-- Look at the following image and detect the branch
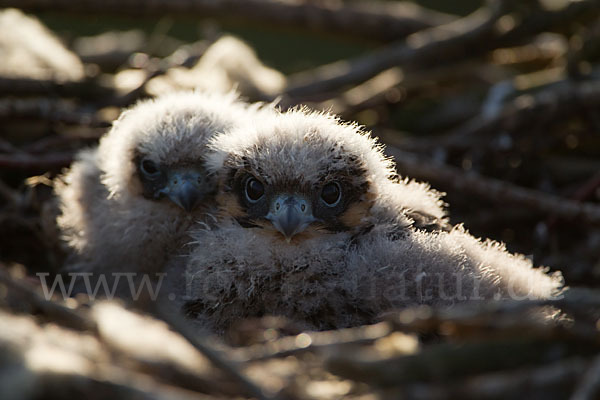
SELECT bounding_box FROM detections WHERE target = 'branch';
[0,151,74,170]
[153,302,275,400]
[0,0,454,43]
[0,98,110,127]
[435,79,600,150]
[571,353,600,400]
[233,322,391,362]
[0,77,116,100]
[0,265,97,332]
[284,5,504,98]
[401,357,587,399]
[284,0,600,99]
[326,336,573,386]
[386,147,600,226]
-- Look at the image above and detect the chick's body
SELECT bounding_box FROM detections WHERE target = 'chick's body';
[167,108,564,334]
[56,91,253,298]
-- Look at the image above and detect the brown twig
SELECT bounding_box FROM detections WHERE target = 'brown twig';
[284,0,600,99]
[233,322,391,362]
[385,298,600,344]
[0,76,116,100]
[326,336,578,386]
[0,98,110,127]
[0,178,19,204]
[0,0,454,43]
[386,147,600,226]
[570,353,600,400]
[23,132,103,154]
[284,4,505,99]
[433,79,600,150]
[0,151,75,170]
[0,265,97,332]
[401,357,587,400]
[153,302,275,400]
[308,68,405,116]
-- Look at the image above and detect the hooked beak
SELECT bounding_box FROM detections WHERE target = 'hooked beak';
[159,170,205,212]
[266,194,316,242]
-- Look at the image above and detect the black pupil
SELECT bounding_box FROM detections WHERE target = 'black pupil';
[246,178,264,201]
[321,183,340,205]
[141,159,158,175]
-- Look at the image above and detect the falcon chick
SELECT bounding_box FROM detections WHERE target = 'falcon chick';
[168,108,564,333]
[56,91,253,298]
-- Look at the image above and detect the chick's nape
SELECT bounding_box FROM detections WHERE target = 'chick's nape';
[55,91,255,302]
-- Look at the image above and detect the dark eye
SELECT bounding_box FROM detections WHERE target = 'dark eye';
[140,158,160,178]
[245,177,264,203]
[321,182,341,206]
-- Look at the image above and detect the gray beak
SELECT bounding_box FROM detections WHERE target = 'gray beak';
[266,194,316,241]
[159,170,205,212]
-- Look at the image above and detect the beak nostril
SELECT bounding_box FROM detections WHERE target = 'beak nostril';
[267,195,315,240]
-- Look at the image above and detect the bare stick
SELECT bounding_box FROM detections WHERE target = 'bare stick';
[0,98,109,127]
[285,0,600,98]
[285,5,504,98]
[233,322,391,362]
[570,353,600,400]
[153,302,275,400]
[0,152,74,170]
[0,266,97,332]
[0,77,115,99]
[437,79,600,150]
[0,0,454,43]
[386,147,600,226]
[402,357,587,400]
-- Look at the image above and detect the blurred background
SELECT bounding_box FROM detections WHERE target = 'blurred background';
[0,0,599,288]
[1,2,600,399]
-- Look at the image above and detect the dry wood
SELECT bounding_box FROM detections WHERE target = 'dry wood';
[0,151,75,170]
[284,0,600,99]
[0,265,97,332]
[0,0,454,43]
[387,147,600,226]
[435,79,600,150]
[153,302,276,400]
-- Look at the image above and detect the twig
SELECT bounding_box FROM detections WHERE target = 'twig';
[23,132,103,154]
[307,68,404,116]
[403,357,587,400]
[0,0,455,43]
[0,178,19,204]
[570,353,600,400]
[0,98,110,127]
[153,301,275,400]
[284,0,600,98]
[0,151,75,170]
[571,171,600,203]
[36,371,205,400]
[386,147,600,226]
[496,0,600,47]
[284,4,505,98]
[233,322,391,362]
[0,265,97,332]
[435,79,600,150]
[326,336,573,386]
[0,76,116,99]
[386,304,598,345]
